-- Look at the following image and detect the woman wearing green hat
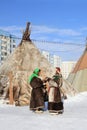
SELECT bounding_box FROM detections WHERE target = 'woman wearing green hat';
[28,68,44,113]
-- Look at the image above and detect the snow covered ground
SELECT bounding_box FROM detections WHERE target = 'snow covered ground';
[0,92,87,130]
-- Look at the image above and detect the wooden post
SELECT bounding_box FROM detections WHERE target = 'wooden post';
[8,71,14,105]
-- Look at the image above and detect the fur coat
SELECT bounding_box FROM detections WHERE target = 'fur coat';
[30,77,44,110]
[48,77,63,112]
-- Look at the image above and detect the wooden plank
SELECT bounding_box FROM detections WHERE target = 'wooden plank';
[8,71,14,105]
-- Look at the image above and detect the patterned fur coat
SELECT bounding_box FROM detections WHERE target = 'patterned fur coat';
[48,75,63,113]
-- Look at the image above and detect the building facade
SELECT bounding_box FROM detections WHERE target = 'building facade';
[52,55,62,68]
[41,50,62,67]
[61,61,76,79]
[0,29,16,65]
[41,51,76,79]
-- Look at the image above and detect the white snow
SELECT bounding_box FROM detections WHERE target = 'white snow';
[0,92,87,130]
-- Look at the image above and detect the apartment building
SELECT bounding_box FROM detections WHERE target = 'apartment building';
[0,29,16,65]
[61,61,76,79]
[41,51,62,67]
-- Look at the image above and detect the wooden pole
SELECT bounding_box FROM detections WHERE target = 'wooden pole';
[8,71,14,105]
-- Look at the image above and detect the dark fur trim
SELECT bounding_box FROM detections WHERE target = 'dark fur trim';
[48,102,63,111]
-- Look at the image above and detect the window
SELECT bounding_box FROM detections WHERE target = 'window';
[13,44,16,48]
[1,57,4,61]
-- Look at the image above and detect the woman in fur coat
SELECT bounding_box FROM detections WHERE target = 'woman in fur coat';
[28,68,44,113]
[47,67,64,115]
